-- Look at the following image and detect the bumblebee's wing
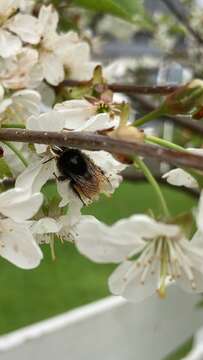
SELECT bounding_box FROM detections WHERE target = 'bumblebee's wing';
[68,159,111,205]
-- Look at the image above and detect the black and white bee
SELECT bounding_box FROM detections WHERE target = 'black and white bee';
[49,146,111,205]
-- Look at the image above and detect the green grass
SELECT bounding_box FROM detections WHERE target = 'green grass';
[0,181,197,335]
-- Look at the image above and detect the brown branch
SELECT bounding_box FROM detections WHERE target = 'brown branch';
[1,128,203,171]
[160,0,203,45]
[61,80,178,95]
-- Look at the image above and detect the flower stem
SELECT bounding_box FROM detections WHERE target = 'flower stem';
[134,156,170,218]
[133,108,164,127]
[145,135,185,151]
[1,123,25,129]
[2,141,28,167]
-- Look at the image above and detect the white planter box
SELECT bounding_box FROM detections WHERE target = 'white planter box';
[0,286,203,360]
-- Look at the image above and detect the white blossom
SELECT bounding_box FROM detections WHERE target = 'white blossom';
[0,1,22,58]
[0,188,43,268]
[6,13,41,45]
[29,5,98,85]
[0,47,43,90]
[31,212,81,244]
[163,148,203,189]
[0,89,41,125]
[73,211,203,302]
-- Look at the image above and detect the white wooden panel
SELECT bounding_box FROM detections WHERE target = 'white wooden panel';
[0,286,202,360]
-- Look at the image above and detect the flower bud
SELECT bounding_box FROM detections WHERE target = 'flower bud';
[162,79,203,115]
[109,125,144,143]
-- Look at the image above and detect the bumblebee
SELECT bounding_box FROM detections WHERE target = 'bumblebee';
[50,146,110,205]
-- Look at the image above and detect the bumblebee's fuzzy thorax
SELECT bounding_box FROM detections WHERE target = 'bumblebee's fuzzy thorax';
[51,146,110,205]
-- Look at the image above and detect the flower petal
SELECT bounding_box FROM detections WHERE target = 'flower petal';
[76,113,119,132]
[38,5,58,39]
[15,160,54,194]
[108,260,159,302]
[177,268,203,293]
[0,189,43,221]
[31,217,62,234]
[191,230,203,248]
[162,168,198,189]
[41,52,64,85]
[74,216,145,263]
[7,14,41,44]
[0,219,43,269]
[110,214,180,240]
[0,29,21,58]
[54,99,96,129]
[57,179,83,214]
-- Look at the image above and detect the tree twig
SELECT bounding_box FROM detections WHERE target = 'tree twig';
[160,0,203,45]
[61,80,178,95]
[1,128,203,171]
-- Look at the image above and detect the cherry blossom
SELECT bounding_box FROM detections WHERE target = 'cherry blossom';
[0,187,43,268]
[163,148,203,189]
[73,212,203,302]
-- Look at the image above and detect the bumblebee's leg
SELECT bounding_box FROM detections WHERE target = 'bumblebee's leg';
[50,146,63,157]
[71,183,88,206]
[42,157,55,164]
[53,172,67,181]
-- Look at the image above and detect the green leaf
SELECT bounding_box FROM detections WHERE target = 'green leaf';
[72,0,145,24]
[163,337,193,360]
[0,158,12,178]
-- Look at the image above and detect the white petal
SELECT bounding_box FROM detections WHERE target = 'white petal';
[0,98,12,114]
[0,219,43,269]
[115,215,180,240]
[0,84,4,101]
[0,0,18,15]
[38,5,58,40]
[57,179,82,210]
[0,189,43,221]
[76,113,119,132]
[73,61,98,81]
[109,260,159,302]
[86,150,125,174]
[75,216,145,263]
[7,14,41,44]
[163,168,198,189]
[37,82,55,108]
[191,230,203,248]
[177,268,203,293]
[54,99,96,129]
[54,32,80,56]
[0,29,21,58]
[31,217,62,234]
[15,160,54,194]
[10,89,41,123]
[41,52,64,85]
[54,99,92,111]
[19,0,35,13]
[27,111,66,153]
